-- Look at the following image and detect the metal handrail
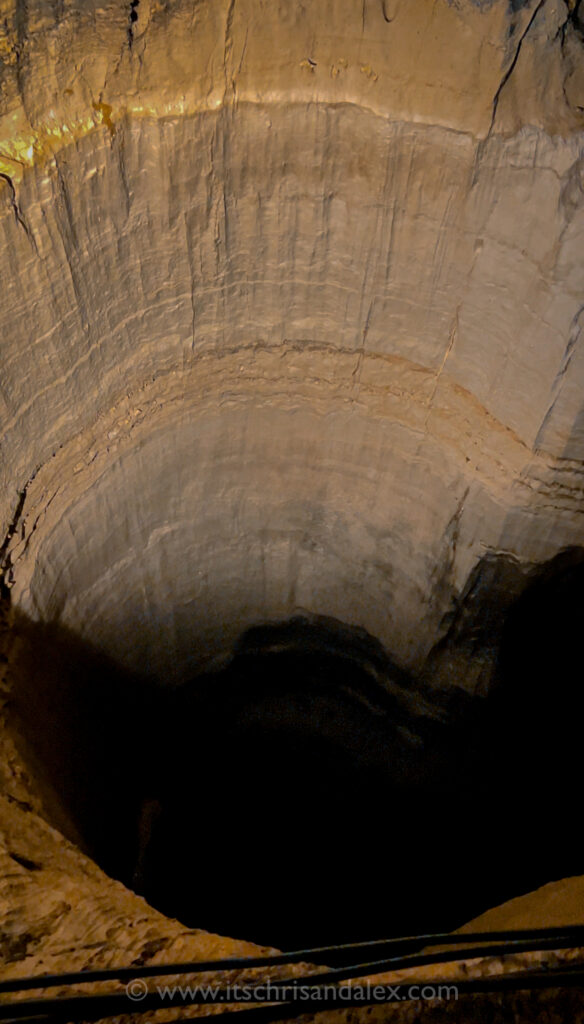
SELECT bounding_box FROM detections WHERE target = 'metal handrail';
[2,922,584,992]
[0,925,583,1023]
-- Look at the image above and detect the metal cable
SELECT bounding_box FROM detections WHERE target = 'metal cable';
[1,929,584,1022]
[1,923,584,993]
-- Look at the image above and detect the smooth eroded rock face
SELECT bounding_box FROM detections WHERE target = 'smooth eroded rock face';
[0,99,583,680]
[0,0,583,985]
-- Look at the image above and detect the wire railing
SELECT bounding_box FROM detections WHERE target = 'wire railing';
[1,923,583,1023]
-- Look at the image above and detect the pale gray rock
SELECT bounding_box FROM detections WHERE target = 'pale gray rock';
[0,101,583,680]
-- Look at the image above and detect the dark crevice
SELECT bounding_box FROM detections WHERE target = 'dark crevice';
[127,0,140,48]
[13,0,30,118]
[0,486,29,598]
[0,172,37,252]
[488,0,546,135]
[9,852,42,871]
[569,0,584,36]
[557,0,584,49]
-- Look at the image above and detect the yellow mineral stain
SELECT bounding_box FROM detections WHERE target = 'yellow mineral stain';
[92,101,116,138]
[360,64,378,82]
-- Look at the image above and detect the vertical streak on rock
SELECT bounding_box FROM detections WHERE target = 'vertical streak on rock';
[425,304,460,429]
[184,210,197,355]
[487,0,547,136]
[534,305,584,452]
[224,0,236,102]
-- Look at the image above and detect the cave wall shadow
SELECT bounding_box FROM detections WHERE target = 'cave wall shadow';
[485,546,584,891]
[6,610,162,883]
[3,548,584,949]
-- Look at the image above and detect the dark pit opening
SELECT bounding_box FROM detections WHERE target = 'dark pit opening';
[134,617,475,949]
[7,550,584,950]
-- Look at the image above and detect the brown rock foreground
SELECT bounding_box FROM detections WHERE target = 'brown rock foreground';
[2,775,584,1023]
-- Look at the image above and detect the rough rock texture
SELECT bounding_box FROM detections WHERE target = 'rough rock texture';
[0,0,583,1014]
[0,0,583,682]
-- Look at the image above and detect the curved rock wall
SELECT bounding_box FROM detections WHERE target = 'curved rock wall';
[1,0,583,679]
[0,0,583,994]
